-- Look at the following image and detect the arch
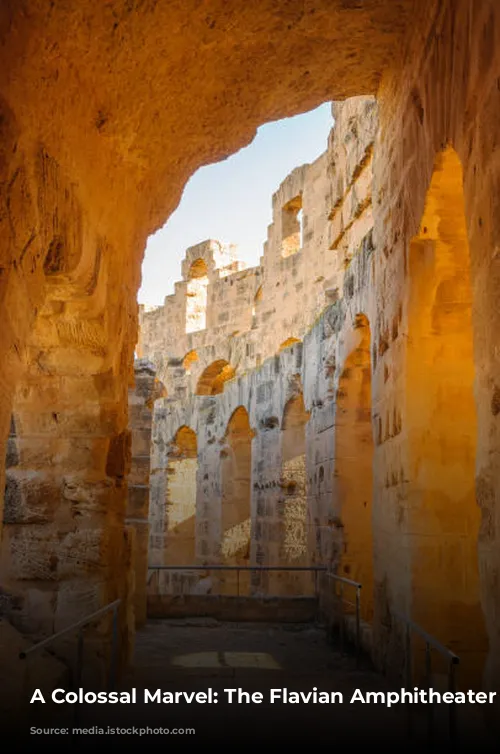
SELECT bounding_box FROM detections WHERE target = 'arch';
[279,337,301,352]
[162,425,198,566]
[187,258,208,279]
[251,285,263,317]
[182,349,199,373]
[196,360,236,396]
[186,259,209,333]
[275,392,312,595]
[333,313,374,622]
[406,146,487,687]
[219,406,253,594]
[282,391,308,433]
[281,194,303,258]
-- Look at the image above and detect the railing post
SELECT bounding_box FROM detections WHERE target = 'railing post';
[391,609,460,746]
[19,594,121,738]
[425,641,433,744]
[236,568,240,598]
[355,586,361,667]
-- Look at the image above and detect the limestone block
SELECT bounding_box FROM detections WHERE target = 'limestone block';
[61,475,118,515]
[129,455,151,486]
[4,470,58,525]
[127,484,149,519]
[131,428,152,457]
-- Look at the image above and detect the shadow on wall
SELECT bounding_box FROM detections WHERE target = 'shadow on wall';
[272,391,313,596]
[164,426,198,565]
[334,313,374,623]
[219,406,254,595]
[196,360,236,395]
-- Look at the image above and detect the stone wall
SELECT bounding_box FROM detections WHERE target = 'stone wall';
[140,98,378,606]
[127,359,165,627]
[368,0,500,696]
[139,11,500,696]
[1,0,500,711]
[138,96,377,396]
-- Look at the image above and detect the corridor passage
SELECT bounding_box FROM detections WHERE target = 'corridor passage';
[20,619,497,748]
[76,620,479,747]
[118,620,406,743]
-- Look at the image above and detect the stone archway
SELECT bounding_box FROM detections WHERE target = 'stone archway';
[219,406,253,595]
[164,426,198,566]
[196,360,236,396]
[279,337,301,352]
[0,0,424,659]
[406,146,488,688]
[276,391,312,596]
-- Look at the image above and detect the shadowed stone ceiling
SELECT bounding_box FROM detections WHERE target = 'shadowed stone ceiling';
[0,0,414,259]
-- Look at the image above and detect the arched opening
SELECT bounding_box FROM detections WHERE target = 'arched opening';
[334,313,374,622]
[182,349,199,373]
[251,285,263,317]
[279,337,301,352]
[406,146,487,688]
[164,426,198,566]
[281,194,303,258]
[276,391,312,595]
[219,407,253,594]
[196,360,236,396]
[186,258,209,333]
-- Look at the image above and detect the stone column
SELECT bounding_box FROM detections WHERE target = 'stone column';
[250,417,282,596]
[127,359,165,627]
[1,363,135,674]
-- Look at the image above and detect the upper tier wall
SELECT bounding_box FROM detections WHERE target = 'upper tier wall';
[138,96,378,397]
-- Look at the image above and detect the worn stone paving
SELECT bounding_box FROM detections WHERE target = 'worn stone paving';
[95,620,399,744]
[14,620,496,748]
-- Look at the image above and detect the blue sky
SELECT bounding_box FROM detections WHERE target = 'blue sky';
[138,103,333,305]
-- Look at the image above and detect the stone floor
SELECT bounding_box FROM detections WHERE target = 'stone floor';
[11,619,498,748]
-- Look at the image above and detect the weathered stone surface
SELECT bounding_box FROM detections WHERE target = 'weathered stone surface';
[141,97,376,603]
[126,362,165,626]
[0,618,69,718]
[0,2,499,725]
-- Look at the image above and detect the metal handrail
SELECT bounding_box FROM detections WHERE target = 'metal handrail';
[148,565,328,571]
[19,599,121,661]
[148,564,327,598]
[392,609,460,744]
[19,598,121,730]
[323,571,362,589]
[322,571,362,663]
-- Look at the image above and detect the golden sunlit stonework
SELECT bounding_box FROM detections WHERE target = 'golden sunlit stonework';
[1,1,500,738]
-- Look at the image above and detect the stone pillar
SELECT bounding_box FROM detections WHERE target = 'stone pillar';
[196,410,223,566]
[0,112,141,677]
[127,359,165,626]
[1,364,135,675]
[250,416,282,596]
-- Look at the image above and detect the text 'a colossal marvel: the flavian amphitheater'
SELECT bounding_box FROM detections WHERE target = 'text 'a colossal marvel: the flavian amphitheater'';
[30,688,498,707]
